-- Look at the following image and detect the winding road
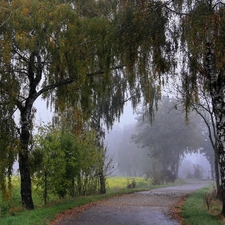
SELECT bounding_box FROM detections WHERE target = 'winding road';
[51,180,210,225]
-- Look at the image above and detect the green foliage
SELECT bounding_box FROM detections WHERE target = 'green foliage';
[30,125,105,203]
[179,1,225,108]
[114,2,169,77]
[0,106,18,201]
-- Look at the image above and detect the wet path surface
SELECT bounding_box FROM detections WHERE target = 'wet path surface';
[52,180,210,225]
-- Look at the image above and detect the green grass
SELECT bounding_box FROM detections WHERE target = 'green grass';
[0,176,150,225]
[0,177,184,225]
[0,188,152,225]
[181,186,225,225]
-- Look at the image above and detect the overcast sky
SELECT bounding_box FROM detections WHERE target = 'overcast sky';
[34,97,137,129]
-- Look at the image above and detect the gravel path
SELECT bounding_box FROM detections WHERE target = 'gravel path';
[51,180,210,225]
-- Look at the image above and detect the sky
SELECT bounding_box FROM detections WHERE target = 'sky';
[113,102,137,128]
[34,97,53,125]
[34,97,137,129]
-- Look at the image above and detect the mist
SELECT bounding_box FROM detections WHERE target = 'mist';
[13,97,213,181]
[105,97,213,182]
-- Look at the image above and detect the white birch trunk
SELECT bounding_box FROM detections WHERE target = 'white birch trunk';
[206,42,225,214]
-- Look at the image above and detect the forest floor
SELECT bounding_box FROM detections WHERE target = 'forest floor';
[51,180,210,225]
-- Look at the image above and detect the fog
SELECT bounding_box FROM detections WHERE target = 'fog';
[105,99,213,181]
[14,98,213,181]
[105,124,212,179]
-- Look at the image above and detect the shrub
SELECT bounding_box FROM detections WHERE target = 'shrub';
[161,169,176,183]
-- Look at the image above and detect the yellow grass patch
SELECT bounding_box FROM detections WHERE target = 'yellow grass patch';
[106,176,150,191]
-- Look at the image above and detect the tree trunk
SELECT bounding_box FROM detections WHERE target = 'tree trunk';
[19,114,34,210]
[18,94,37,210]
[206,42,225,216]
[77,173,82,195]
[174,151,180,179]
[44,171,47,205]
[214,149,221,197]
[70,177,75,197]
[99,170,106,194]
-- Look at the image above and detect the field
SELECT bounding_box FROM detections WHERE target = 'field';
[106,176,151,192]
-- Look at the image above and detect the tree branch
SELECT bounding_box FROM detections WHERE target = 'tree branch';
[0,11,12,28]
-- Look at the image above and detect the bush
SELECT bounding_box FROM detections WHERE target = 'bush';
[193,164,203,179]
[161,169,176,183]
[127,180,136,189]
[146,169,176,185]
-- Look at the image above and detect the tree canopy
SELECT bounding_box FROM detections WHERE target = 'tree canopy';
[0,0,168,209]
[1,0,225,216]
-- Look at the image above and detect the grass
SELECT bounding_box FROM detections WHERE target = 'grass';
[0,177,207,225]
[106,176,151,192]
[0,176,151,225]
[181,184,225,225]
[0,188,151,225]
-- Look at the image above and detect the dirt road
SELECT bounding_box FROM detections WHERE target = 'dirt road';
[52,180,210,225]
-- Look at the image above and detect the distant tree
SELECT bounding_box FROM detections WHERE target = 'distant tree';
[200,141,215,180]
[113,123,150,176]
[193,164,204,179]
[132,97,206,178]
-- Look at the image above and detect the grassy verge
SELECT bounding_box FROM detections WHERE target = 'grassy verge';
[181,185,225,225]
[0,177,183,225]
[0,188,150,225]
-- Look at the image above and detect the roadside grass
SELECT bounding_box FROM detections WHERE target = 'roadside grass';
[181,184,225,225]
[0,176,183,225]
[0,176,150,225]
[0,188,149,225]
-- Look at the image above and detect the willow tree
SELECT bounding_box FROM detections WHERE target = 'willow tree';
[0,100,17,202]
[0,0,168,210]
[0,0,116,209]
